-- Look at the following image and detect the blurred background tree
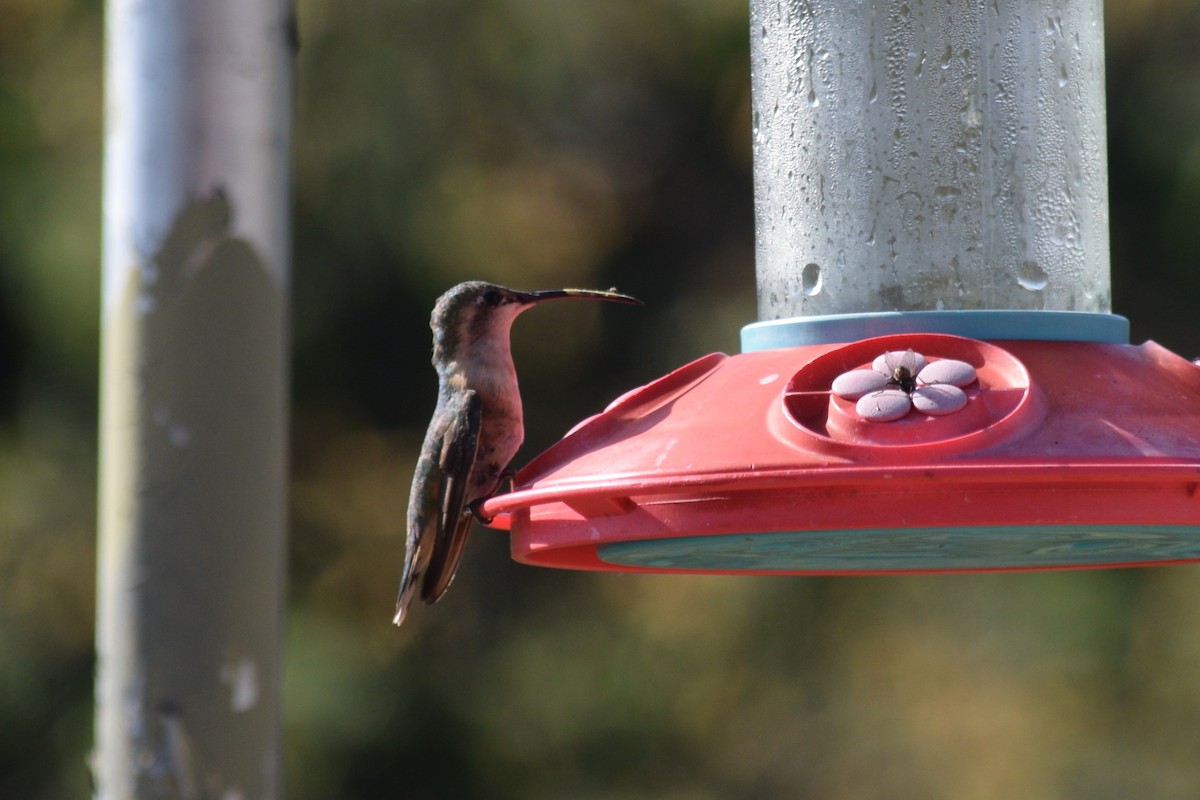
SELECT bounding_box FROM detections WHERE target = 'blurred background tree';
[2,0,1200,797]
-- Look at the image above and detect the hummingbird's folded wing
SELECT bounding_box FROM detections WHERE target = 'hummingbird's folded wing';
[421,388,481,604]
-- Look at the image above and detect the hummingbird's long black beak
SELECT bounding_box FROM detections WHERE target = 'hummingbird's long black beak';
[522,288,642,306]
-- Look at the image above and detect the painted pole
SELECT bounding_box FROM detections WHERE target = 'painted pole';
[751,0,1110,319]
[96,0,293,797]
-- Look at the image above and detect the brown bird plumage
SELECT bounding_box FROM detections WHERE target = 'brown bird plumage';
[394,282,641,626]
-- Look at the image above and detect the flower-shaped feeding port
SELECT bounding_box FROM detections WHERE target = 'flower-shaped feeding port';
[777,333,1039,456]
[831,350,979,422]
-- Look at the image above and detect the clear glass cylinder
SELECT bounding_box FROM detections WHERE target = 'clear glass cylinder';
[751,0,1110,320]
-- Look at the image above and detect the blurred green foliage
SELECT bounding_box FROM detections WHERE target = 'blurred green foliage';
[2,0,1200,797]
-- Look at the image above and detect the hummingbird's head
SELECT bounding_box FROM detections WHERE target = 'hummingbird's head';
[430,281,640,364]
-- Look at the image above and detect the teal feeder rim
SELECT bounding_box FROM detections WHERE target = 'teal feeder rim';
[741,310,1129,351]
[597,526,1200,573]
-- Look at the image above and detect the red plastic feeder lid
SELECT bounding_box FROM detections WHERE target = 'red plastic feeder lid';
[480,316,1200,575]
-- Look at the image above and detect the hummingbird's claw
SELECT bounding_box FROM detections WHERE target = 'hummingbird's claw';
[498,466,516,488]
[467,499,493,525]
[468,468,517,524]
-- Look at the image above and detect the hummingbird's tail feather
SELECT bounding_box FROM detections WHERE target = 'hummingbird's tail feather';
[393,564,420,626]
[421,509,475,604]
[394,513,432,627]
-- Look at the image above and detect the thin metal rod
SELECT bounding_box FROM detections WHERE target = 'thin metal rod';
[751,0,1110,319]
[96,0,293,797]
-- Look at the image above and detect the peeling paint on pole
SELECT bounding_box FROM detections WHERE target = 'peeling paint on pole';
[97,1,292,797]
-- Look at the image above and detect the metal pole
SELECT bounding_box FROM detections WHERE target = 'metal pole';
[96,0,292,797]
[751,0,1110,319]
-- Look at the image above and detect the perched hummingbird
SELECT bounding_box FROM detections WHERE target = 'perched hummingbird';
[394,281,641,626]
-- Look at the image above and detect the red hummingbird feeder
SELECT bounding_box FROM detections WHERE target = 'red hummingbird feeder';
[480,0,1200,574]
[480,317,1200,574]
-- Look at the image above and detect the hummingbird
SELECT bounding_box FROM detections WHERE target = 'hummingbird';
[394,281,641,626]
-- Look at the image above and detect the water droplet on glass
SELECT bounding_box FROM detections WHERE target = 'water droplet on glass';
[801,262,823,296]
[169,425,191,447]
[1017,260,1048,291]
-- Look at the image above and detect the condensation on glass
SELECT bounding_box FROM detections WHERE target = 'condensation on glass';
[751,0,1110,319]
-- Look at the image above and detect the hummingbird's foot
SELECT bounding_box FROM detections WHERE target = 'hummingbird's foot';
[468,468,517,524]
[467,498,495,525]
[497,466,517,491]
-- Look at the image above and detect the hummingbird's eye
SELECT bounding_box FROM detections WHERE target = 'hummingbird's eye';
[482,290,503,307]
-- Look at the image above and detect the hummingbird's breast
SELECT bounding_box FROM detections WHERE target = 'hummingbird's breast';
[475,371,523,458]
[447,344,526,497]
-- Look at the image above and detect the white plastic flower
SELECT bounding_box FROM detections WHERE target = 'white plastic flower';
[831,349,978,422]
